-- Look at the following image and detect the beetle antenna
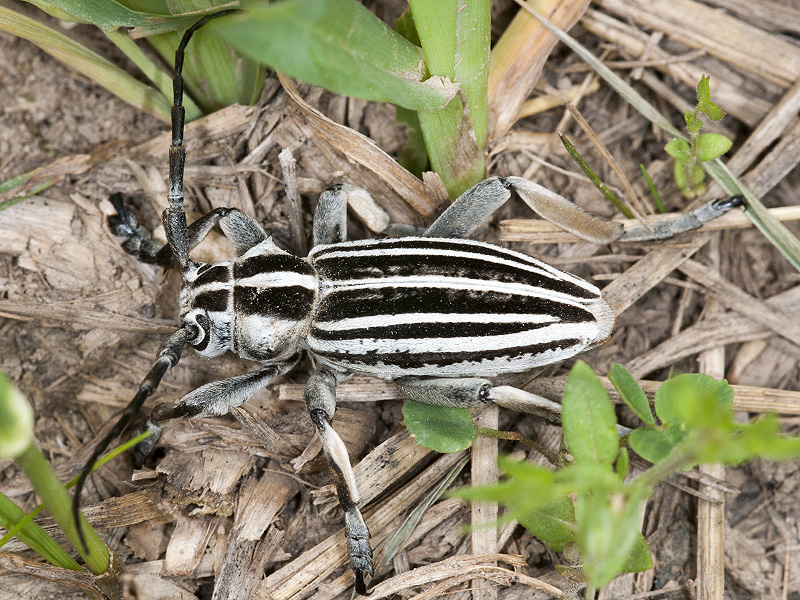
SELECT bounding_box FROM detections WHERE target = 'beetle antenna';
[72,9,235,554]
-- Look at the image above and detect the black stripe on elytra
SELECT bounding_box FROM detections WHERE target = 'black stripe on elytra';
[316,252,595,300]
[235,253,315,280]
[315,286,595,323]
[192,289,231,313]
[194,264,231,287]
[313,338,583,368]
[234,285,315,320]
[311,320,551,341]
[313,238,581,276]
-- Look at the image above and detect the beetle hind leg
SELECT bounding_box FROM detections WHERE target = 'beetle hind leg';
[396,376,563,424]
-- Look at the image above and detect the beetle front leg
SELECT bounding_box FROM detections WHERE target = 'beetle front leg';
[109,193,267,266]
[396,376,563,424]
[132,355,300,465]
[304,370,373,594]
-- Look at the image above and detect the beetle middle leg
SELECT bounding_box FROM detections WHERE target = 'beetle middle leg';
[304,369,373,595]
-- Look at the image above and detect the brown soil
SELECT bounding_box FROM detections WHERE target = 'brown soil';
[1,1,799,599]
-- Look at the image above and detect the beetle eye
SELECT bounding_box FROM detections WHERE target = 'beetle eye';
[188,312,211,347]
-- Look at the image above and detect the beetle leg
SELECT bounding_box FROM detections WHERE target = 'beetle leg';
[304,370,373,595]
[396,376,563,424]
[109,194,267,266]
[423,175,743,243]
[131,355,300,465]
[313,183,391,246]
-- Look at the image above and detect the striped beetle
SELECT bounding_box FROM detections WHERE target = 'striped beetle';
[74,12,742,595]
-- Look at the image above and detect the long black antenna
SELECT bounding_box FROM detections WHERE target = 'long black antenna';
[72,9,236,554]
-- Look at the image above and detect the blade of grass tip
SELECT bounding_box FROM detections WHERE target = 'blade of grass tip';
[104,29,202,120]
[0,492,82,570]
[0,6,171,121]
[375,453,469,573]
[0,431,152,557]
[514,0,800,271]
[640,164,666,214]
[15,443,110,575]
[0,180,56,212]
[559,132,632,218]
[704,160,800,271]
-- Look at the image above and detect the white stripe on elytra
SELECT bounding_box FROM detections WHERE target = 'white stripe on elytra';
[307,321,601,355]
[237,271,318,289]
[313,312,560,331]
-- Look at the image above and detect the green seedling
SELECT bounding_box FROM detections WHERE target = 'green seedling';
[664,76,732,198]
[450,362,800,594]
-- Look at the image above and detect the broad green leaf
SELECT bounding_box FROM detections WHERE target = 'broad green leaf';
[455,456,557,517]
[609,363,655,426]
[517,495,576,551]
[577,486,649,587]
[562,362,618,466]
[673,159,687,189]
[693,415,800,465]
[697,133,732,162]
[619,532,654,573]
[684,110,703,134]
[698,101,725,121]
[402,401,476,453]
[656,374,733,430]
[210,0,458,112]
[0,373,33,459]
[24,0,205,35]
[629,427,682,463]
[664,138,690,163]
[696,75,711,104]
[556,462,622,494]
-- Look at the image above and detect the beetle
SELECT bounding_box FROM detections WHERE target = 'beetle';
[73,11,742,595]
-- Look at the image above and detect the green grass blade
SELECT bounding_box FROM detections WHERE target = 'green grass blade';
[104,29,202,120]
[453,0,490,150]
[23,0,215,34]
[410,0,456,79]
[640,164,665,213]
[411,0,489,197]
[521,3,800,271]
[16,444,110,575]
[0,6,170,121]
[210,0,457,112]
[560,133,632,218]
[0,492,81,570]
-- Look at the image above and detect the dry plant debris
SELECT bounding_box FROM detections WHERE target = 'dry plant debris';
[1,1,800,599]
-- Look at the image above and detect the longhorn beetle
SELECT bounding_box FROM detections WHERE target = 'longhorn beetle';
[73,11,743,594]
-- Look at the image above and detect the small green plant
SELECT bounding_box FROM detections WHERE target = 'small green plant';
[664,76,732,198]
[416,362,800,594]
[0,372,153,597]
